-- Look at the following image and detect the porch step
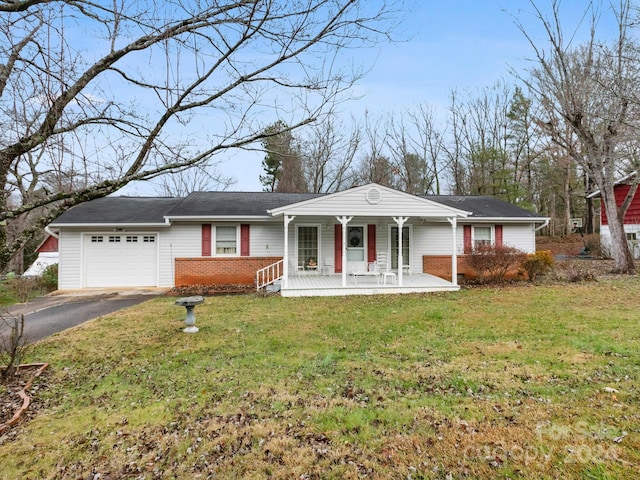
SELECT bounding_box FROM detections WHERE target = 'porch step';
[265,281,281,293]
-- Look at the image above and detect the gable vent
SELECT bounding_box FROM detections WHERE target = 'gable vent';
[366,187,382,204]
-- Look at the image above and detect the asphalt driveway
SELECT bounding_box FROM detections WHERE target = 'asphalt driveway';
[2,289,167,342]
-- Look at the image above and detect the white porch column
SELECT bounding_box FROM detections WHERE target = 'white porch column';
[336,215,353,287]
[283,215,295,289]
[392,216,408,286]
[448,217,458,286]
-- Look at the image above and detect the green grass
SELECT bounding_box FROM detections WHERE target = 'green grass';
[0,283,18,306]
[1,278,639,479]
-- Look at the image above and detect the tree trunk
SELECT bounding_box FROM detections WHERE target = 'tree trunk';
[563,163,571,236]
[584,173,596,234]
[601,186,635,273]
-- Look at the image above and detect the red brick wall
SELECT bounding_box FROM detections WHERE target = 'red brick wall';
[423,255,524,281]
[422,255,474,281]
[174,257,282,286]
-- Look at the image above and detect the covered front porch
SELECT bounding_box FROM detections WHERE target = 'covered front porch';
[263,184,471,297]
[282,271,458,297]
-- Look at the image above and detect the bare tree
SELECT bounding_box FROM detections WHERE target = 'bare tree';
[355,111,395,186]
[386,113,427,194]
[153,161,236,197]
[405,104,449,194]
[447,82,525,201]
[386,105,448,194]
[517,0,639,273]
[299,113,360,193]
[0,0,401,271]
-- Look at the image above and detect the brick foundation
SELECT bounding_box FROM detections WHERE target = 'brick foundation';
[423,255,524,281]
[174,257,282,286]
[422,255,474,281]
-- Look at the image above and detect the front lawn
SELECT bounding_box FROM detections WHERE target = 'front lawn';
[1,278,639,479]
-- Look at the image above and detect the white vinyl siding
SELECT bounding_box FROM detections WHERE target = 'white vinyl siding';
[157,224,201,287]
[418,223,457,255]
[503,224,536,253]
[58,229,83,289]
[250,223,284,257]
[415,223,537,256]
[157,222,285,287]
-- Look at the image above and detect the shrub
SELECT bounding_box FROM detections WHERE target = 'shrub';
[3,275,38,304]
[0,312,29,381]
[582,235,602,257]
[38,263,58,292]
[555,261,598,283]
[521,250,554,282]
[467,244,527,284]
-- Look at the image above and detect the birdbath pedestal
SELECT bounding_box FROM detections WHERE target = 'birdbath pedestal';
[175,295,204,333]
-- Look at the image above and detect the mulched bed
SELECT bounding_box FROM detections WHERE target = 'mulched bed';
[165,284,256,297]
[0,366,50,439]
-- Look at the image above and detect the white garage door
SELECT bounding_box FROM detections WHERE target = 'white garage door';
[83,234,158,287]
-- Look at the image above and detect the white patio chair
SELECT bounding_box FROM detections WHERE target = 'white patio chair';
[290,260,304,275]
[322,257,334,274]
[376,252,396,285]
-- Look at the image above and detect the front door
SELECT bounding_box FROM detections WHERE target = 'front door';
[346,226,366,273]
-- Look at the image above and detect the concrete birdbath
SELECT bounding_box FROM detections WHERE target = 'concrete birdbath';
[175,295,204,333]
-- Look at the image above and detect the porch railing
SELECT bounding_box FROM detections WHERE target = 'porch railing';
[256,259,284,291]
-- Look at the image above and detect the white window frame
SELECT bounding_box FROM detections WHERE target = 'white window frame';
[213,225,240,256]
[295,224,322,269]
[388,224,413,271]
[472,225,494,249]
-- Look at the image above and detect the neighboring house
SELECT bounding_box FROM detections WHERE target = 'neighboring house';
[49,183,548,296]
[587,171,640,259]
[23,234,59,277]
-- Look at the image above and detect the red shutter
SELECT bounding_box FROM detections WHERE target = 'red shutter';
[334,224,343,273]
[367,224,376,263]
[240,224,250,256]
[463,225,472,254]
[202,224,211,256]
[495,225,503,247]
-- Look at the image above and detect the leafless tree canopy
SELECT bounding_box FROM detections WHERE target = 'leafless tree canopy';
[516,0,640,273]
[0,0,400,270]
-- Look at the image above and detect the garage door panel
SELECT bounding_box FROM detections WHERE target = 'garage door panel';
[83,234,158,287]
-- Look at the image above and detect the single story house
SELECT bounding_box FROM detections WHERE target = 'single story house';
[587,171,640,259]
[49,183,549,296]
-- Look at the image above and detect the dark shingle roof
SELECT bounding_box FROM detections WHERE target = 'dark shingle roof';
[423,195,543,218]
[50,191,545,225]
[165,191,323,217]
[51,197,182,225]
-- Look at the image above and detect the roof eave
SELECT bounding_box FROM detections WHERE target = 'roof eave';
[164,215,274,222]
[460,216,550,223]
[49,222,172,228]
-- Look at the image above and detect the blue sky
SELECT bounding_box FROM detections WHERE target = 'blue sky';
[136,0,619,194]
